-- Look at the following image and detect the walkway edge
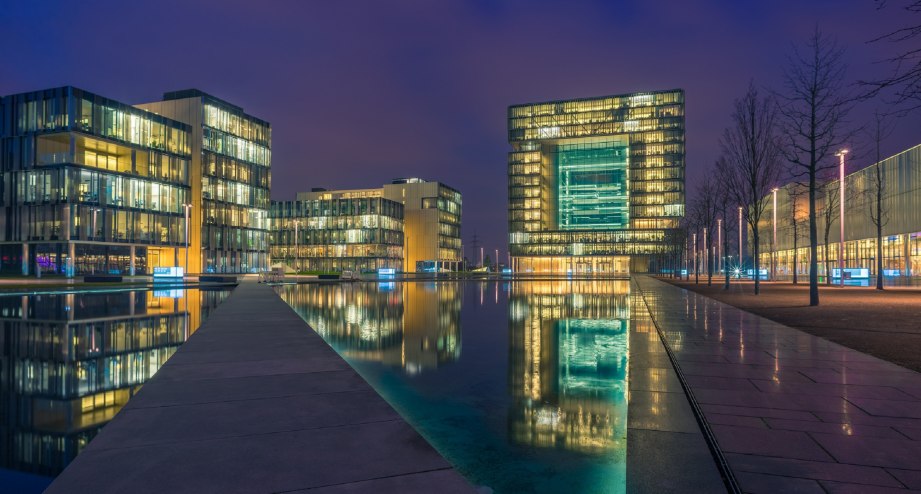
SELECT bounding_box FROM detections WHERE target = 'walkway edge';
[634,276,741,494]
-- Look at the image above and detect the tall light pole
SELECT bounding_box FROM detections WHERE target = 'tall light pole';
[183,203,192,275]
[772,188,778,281]
[837,149,848,287]
[495,248,499,271]
[717,218,722,273]
[692,233,699,278]
[738,206,743,272]
[703,227,708,276]
[480,246,484,268]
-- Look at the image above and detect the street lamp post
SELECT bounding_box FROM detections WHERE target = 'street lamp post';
[837,149,848,287]
[703,227,708,277]
[692,232,698,282]
[772,188,778,281]
[738,206,743,272]
[183,203,192,275]
[717,218,722,273]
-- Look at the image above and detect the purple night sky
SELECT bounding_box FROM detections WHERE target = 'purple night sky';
[3,0,919,257]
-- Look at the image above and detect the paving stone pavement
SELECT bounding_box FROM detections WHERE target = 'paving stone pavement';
[637,275,921,494]
[45,279,475,494]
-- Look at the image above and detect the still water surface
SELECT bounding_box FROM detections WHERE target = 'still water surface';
[0,287,231,492]
[278,280,634,494]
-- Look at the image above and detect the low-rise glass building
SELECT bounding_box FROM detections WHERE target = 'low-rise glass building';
[275,178,462,273]
[507,90,685,275]
[757,143,921,281]
[0,87,193,275]
[269,192,404,272]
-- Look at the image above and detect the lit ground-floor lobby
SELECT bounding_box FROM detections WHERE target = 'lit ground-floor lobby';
[511,255,649,275]
[0,242,194,276]
[758,232,921,282]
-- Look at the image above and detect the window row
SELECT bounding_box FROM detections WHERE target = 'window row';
[202,177,269,209]
[35,134,189,185]
[202,127,271,167]
[11,168,190,214]
[203,203,269,230]
[270,228,403,246]
[203,104,271,146]
[508,92,683,118]
[204,152,270,188]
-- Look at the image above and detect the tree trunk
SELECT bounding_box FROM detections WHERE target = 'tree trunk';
[753,228,761,295]
[723,227,731,290]
[707,240,713,286]
[792,226,799,284]
[809,170,819,306]
[877,180,884,291]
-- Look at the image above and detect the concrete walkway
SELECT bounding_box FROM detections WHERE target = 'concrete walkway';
[47,280,474,493]
[637,276,921,493]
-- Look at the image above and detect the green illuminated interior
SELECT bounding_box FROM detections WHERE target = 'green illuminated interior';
[557,142,629,230]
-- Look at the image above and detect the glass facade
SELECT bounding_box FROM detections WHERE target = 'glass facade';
[508,90,685,274]
[269,196,404,272]
[557,142,629,230]
[0,87,192,275]
[757,143,921,281]
[137,90,271,274]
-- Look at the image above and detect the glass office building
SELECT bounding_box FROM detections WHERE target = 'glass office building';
[284,178,463,273]
[269,192,404,272]
[380,178,462,271]
[137,90,271,274]
[0,87,193,275]
[758,143,921,281]
[507,90,685,275]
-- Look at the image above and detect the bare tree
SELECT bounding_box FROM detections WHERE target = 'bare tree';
[685,206,702,284]
[819,169,841,285]
[866,110,894,289]
[691,181,719,286]
[862,1,921,111]
[718,82,783,295]
[786,183,807,284]
[777,27,853,306]
[714,168,738,290]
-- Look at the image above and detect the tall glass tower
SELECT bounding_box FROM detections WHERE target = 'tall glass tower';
[507,90,685,274]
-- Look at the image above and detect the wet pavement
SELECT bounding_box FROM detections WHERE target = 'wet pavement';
[637,276,921,493]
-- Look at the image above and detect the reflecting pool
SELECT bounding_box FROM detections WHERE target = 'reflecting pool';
[278,280,634,493]
[0,287,231,492]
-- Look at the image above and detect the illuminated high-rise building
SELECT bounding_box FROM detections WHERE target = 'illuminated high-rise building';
[138,90,271,273]
[507,90,685,274]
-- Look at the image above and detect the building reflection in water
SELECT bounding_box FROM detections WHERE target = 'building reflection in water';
[508,279,630,455]
[0,288,229,477]
[278,281,461,374]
